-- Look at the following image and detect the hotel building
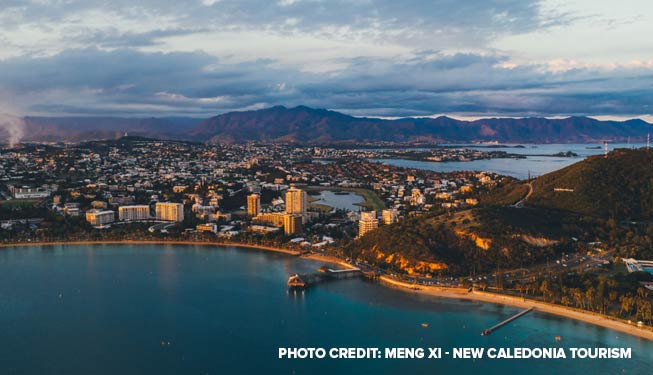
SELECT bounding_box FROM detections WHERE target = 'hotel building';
[254,212,285,227]
[253,212,304,235]
[285,186,307,216]
[247,193,261,216]
[382,209,398,225]
[358,211,379,237]
[155,202,184,222]
[118,205,151,221]
[283,214,303,235]
[86,209,115,226]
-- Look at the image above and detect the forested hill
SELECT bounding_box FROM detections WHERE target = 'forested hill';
[526,148,653,220]
[348,148,653,276]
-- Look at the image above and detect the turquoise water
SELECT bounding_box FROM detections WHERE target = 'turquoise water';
[0,244,651,374]
[376,143,646,179]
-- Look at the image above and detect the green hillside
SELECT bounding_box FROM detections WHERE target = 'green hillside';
[347,207,580,276]
[348,149,653,276]
[526,148,653,220]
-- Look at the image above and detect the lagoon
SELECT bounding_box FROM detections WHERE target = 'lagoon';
[0,244,652,374]
[376,143,646,179]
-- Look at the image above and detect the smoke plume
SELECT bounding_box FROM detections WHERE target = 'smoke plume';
[0,113,25,147]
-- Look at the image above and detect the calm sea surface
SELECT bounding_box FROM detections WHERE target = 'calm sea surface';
[376,143,646,179]
[0,244,651,374]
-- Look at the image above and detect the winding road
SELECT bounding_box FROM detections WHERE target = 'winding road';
[513,182,534,208]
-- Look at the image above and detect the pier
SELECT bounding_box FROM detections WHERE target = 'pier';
[481,307,534,336]
[288,266,362,288]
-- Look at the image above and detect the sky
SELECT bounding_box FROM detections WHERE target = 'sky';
[0,0,652,120]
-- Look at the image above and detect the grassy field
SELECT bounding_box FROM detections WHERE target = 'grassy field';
[0,199,40,207]
[304,186,386,211]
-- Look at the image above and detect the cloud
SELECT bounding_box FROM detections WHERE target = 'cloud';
[0,48,652,118]
[0,0,554,59]
[0,1,652,118]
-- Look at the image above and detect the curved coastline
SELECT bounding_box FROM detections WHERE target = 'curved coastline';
[0,240,301,255]
[378,275,653,341]
[2,240,652,340]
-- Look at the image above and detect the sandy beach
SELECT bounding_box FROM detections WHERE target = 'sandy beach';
[301,252,359,269]
[378,275,653,340]
[2,240,651,340]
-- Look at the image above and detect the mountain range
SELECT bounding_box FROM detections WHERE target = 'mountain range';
[3,105,652,144]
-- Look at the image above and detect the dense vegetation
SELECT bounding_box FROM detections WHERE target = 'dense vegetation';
[502,267,653,324]
[477,177,528,206]
[348,207,575,276]
[527,148,653,220]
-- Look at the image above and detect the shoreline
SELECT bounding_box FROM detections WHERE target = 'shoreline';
[378,275,653,340]
[0,240,301,255]
[2,240,652,340]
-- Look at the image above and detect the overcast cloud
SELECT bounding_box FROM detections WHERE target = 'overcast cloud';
[0,0,651,119]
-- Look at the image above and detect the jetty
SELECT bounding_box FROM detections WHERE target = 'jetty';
[481,307,534,336]
[288,266,363,289]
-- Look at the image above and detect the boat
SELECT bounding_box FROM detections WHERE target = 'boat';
[555,336,562,341]
[421,323,429,328]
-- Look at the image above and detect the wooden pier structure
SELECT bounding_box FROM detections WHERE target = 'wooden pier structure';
[288,266,365,289]
[481,307,534,336]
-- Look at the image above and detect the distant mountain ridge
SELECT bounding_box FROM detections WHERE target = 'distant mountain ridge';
[3,106,652,143]
[14,116,202,142]
[192,106,653,144]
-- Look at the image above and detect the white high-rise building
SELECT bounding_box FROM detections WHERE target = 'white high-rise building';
[285,186,307,216]
[118,205,150,221]
[155,202,184,222]
[86,209,115,226]
[358,210,379,237]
